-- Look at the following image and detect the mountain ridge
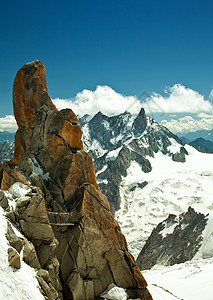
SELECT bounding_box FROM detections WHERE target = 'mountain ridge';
[79,109,188,213]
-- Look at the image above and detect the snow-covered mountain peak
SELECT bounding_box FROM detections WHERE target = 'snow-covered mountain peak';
[79,108,189,213]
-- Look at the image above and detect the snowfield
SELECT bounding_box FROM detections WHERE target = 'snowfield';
[114,143,213,299]
[115,144,213,258]
[144,258,213,300]
[0,201,43,299]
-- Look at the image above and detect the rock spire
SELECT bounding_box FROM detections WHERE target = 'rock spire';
[0,60,152,300]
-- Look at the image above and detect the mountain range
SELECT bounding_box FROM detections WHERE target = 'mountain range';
[0,60,213,299]
[0,131,14,143]
[79,108,188,214]
[189,137,213,153]
[180,128,213,143]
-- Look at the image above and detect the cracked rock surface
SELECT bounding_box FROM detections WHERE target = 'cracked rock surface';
[0,60,152,300]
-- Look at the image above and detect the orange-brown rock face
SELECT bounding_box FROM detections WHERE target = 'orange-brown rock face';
[11,60,57,164]
[0,60,152,300]
[13,60,56,129]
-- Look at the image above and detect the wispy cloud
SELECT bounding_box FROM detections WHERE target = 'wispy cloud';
[161,114,213,133]
[0,115,17,132]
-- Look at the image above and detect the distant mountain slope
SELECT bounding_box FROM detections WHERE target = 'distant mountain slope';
[0,131,15,143]
[189,137,213,153]
[79,108,188,213]
[180,129,213,143]
[115,144,213,258]
[0,141,14,163]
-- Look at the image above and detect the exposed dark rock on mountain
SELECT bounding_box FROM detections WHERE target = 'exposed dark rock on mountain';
[132,108,147,136]
[136,207,208,270]
[172,146,188,162]
[80,110,187,213]
[6,222,23,253]
[0,141,14,164]
[8,247,21,269]
[189,137,213,153]
[180,129,213,143]
[0,60,152,300]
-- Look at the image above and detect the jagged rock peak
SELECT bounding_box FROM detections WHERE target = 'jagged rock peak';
[13,60,56,129]
[0,61,152,300]
[136,207,208,270]
[10,60,82,164]
[132,108,147,136]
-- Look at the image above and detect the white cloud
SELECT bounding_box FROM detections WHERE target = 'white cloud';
[197,112,213,119]
[53,84,213,117]
[143,84,213,114]
[161,114,213,134]
[0,115,17,132]
[53,85,141,116]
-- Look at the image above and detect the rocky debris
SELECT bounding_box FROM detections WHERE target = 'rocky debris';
[0,60,152,300]
[0,163,28,190]
[37,269,59,300]
[0,190,9,209]
[6,222,23,253]
[45,256,62,297]
[136,207,208,270]
[129,181,148,192]
[23,239,41,269]
[15,186,58,267]
[8,247,21,269]
[5,209,16,223]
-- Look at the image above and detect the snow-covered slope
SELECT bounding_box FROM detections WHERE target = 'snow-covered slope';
[115,144,213,258]
[0,205,43,300]
[144,258,213,300]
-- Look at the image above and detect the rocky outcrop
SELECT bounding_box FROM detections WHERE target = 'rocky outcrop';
[0,60,152,300]
[0,190,9,209]
[6,222,23,253]
[132,108,147,136]
[172,146,188,162]
[23,239,41,269]
[136,207,208,270]
[16,186,58,268]
[8,247,21,269]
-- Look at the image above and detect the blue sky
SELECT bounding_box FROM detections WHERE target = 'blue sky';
[1,0,213,133]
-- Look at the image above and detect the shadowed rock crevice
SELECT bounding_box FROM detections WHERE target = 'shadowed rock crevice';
[0,60,152,300]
